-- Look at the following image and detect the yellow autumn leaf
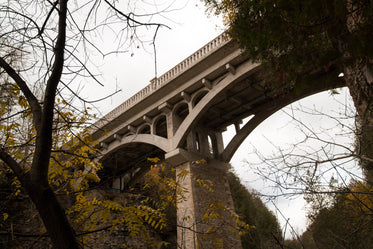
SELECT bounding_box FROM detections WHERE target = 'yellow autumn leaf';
[147,157,160,163]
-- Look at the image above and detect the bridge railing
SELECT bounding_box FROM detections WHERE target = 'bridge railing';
[93,32,230,130]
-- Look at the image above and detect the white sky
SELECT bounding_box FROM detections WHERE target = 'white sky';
[84,0,360,240]
[227,88,360,238]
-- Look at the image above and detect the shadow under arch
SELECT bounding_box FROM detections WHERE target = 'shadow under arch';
[172,101,189,132]
[99,134,171,164]
[153,114,168,138]
[191,89,209,108]
[220,78,346,163]
[98,136,169,190]
[138,124,151,134]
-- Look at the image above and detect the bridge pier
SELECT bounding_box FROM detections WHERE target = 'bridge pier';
[166,149,243,249]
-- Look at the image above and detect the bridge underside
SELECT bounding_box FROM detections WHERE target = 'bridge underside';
[98,143,164,190]
[195,68,266,130]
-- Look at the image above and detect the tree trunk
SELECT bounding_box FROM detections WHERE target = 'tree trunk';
[27,182,81,249]
[344,59,373,183]
[0,148,81,248]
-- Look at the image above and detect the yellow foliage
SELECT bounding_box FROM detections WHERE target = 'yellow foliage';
[147,157,160,163]
[176,169,189,180]
[213,239,224,249]
[0,83,184,247]
[194,176,215,192]
[0,80,175,247]
[196,158,207,164]
[345,181,373,213]
[3,213,8,221]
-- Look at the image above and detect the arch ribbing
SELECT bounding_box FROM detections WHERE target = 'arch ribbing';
[220,74,346,163]
[99,134,170,162]
[172,60,261,149]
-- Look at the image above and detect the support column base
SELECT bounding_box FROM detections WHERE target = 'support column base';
[166,149,243,249]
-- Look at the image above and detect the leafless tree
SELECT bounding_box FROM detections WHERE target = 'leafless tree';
[239,88,373,238]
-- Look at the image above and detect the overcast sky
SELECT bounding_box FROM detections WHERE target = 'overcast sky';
[84,0,360,239]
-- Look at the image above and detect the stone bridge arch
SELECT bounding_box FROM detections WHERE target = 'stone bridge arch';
[99,134,170,164]
[98,138,167,191]
[220,78,345,163]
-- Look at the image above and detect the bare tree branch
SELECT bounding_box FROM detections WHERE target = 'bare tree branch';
[0,148,30,184]
[31,0,67,184]
[0,57,42,128]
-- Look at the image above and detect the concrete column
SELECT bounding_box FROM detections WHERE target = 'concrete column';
[186,130,198,152]
[165,112,174,138]
[176,161,198,249]
[165,148,243,249]
[196,127,210,156]
[213,131,224,156]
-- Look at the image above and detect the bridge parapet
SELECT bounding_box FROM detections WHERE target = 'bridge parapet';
[93,32,230,130]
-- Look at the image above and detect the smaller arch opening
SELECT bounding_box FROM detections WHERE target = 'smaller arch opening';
[154,115,167,138]
[175,103,189,120]
[192,91,208,107]
[173,102,190,132]
[138,124,151,134]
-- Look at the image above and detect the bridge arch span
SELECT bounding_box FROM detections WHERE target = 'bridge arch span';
[221,80,346,163]
[173,101,189,118]
[97,139,167,192]
[99,134,171,164]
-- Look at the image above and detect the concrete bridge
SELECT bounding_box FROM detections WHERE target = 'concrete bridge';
[90,33,345,248]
